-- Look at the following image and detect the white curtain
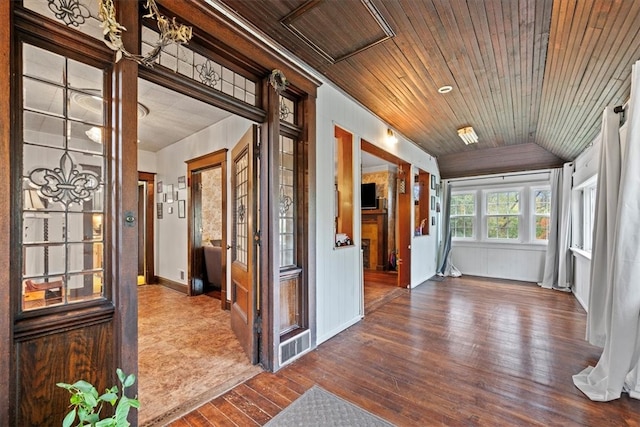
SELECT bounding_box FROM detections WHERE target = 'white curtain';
[436,181,461,277]
[573,60,640,401]
[538,163,573,290]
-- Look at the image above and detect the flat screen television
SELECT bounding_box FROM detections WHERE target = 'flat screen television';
[361,182,377,209]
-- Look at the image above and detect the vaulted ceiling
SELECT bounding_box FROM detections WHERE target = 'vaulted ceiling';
[218,0,640,178]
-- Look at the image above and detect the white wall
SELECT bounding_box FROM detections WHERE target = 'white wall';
[138,149,157,173]
[449,172,550,282]
[153,115,254,291]
[315,84,440,344]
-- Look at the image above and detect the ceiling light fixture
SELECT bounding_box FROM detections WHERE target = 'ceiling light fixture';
[387,128,398,144]
[457,126,478,145]
[438,85,453,94]
[85,126,102,144]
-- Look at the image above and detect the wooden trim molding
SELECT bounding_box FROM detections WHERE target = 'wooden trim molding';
[138,172,156,285]
[0,0,12,421]
[156,277,188,294]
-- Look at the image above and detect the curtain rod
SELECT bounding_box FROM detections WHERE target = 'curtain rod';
[614,99,629,114]
[448,169,552,184]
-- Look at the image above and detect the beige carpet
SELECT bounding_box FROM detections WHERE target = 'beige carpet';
[138,285,262,426]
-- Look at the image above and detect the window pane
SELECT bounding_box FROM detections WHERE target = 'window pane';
[486,191,519,215]
[279,135,296,267]
[487,216,519,239]
[21,42,105,311]
[451,217,473,238]
[536,215,550,240]
[535,190,551,214]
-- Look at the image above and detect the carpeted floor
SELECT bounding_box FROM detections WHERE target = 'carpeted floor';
[265,386,394,427]
[138,285,262,426]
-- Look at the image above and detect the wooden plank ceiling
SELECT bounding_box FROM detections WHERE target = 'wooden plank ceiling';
[218,0,640,178]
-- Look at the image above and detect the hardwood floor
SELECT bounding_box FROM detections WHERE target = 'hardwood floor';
[170,276,640,426]
[364,269,405,314]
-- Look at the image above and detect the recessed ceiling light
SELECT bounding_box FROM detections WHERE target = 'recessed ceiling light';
[438,85,453,94]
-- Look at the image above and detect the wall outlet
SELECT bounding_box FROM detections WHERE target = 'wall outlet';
[179,269,185,280]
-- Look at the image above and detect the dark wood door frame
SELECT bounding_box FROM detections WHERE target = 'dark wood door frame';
[138,172,156,285]
[186,149,228,309]
[360,139,411,288]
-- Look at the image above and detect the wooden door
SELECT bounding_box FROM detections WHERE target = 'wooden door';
[397,162,412,287]
[230,126,259,363]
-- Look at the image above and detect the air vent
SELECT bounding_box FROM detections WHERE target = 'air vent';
[279,329,311,366]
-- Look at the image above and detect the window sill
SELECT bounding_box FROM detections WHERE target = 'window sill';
[452,241,547,251]
[570,247,592,261]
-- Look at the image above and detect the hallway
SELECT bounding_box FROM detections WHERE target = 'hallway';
[138,285,262,426]
[170,275,640,426]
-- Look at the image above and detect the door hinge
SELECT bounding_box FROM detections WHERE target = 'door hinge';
[254,230,261,246]
[253,315,262,335]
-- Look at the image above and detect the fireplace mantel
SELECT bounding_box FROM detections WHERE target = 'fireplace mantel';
[362,209,388,270]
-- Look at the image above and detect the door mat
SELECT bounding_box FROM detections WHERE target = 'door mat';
[265,385,394,426]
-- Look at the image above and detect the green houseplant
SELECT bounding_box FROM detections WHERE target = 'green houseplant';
[57,368,140,427]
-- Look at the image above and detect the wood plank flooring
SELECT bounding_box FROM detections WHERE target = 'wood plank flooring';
[363,269,406,314]
[170,276,640,426]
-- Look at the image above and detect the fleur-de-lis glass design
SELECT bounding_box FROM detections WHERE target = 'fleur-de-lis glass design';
[47,0,91,27]
[28,152,101,207]
[237,202,246,223]
[195,60,221,88]
[279,185,293,215]
[279,97,291,121]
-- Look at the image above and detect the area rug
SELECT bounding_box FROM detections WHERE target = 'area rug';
[265,385,394,426]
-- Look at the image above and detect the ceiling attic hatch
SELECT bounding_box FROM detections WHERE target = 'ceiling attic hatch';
[281,0,395,64]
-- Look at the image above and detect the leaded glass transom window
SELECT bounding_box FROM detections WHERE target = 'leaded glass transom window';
[141,27,257,106]
[279,135,296,267]
[23,0,104,41]
[279,96,295,124]
[21,43,105,311]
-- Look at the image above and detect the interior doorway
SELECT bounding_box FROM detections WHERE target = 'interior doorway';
[137,172,155,286]
[186,149,227,308]
[136,78,262,423]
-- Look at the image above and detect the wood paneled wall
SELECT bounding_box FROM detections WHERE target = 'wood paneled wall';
[16,322,114,425]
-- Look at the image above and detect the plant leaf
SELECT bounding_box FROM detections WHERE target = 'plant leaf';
[123,374,135,388]
[95,418,117,427]
[62,409,76,427]
[116,368,125,383]
[127,398,140,409]
[114,395,131,426]
[73,380,95,393]
[57,382,73,390]
[100,392,118,405]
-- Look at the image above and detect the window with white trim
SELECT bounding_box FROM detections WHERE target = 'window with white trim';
[582,182,597,252]
[533,188,551,241]
[486,190,520,240]
[450,193,475,238]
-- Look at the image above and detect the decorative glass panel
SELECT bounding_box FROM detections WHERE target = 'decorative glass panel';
[23,0,104,41]
[21,42,105,311]
[233,149,249,266]
[279,96,295,124]
[142,27,258,106]
[279,135,296,267]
